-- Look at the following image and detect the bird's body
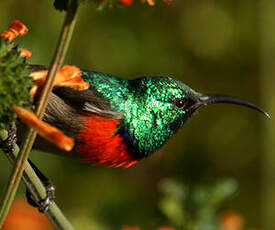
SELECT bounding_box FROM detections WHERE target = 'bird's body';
[41,70,196,167]
[29,67,268,167]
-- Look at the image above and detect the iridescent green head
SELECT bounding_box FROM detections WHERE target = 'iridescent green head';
[121,77,197,158]
[121,76,269,158]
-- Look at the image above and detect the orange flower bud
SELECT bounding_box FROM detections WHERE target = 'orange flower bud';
[20,49,32,59]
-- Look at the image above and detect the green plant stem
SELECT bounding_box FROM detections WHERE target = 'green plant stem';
[0,1,79,228]
[0,133,73,230]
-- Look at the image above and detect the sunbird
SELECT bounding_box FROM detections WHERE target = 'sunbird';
[28,66,269,168]
[15,65,268,211]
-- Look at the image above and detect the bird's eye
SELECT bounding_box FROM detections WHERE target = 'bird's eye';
[175,99,186,109]
[175,98,195,109]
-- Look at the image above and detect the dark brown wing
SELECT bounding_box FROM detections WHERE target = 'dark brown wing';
[27,64,48,72]
[45,87,123,138]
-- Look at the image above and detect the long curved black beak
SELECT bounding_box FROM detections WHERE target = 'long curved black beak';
[194,94,270,118]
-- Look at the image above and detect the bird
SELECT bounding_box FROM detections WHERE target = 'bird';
[13,65,269,212]
[26,65,269,168]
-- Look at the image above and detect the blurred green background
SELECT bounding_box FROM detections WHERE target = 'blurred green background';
[0,0,274,229]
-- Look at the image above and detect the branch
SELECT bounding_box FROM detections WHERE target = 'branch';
[0,129,73,230]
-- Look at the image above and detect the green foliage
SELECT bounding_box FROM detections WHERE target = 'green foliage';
[159,178,238,229]
[0,38,32,130]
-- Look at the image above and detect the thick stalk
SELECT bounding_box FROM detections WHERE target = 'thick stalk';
[0,1,79,228]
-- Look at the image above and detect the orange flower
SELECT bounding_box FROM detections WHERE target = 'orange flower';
[157,227,175,230]
[1,20,32,58]
[3,198,53,230]
[120,226,140,230]
[0,20,28,42]
[29,65,89,97]
[141,0,155,6]
[220,211,244,230]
